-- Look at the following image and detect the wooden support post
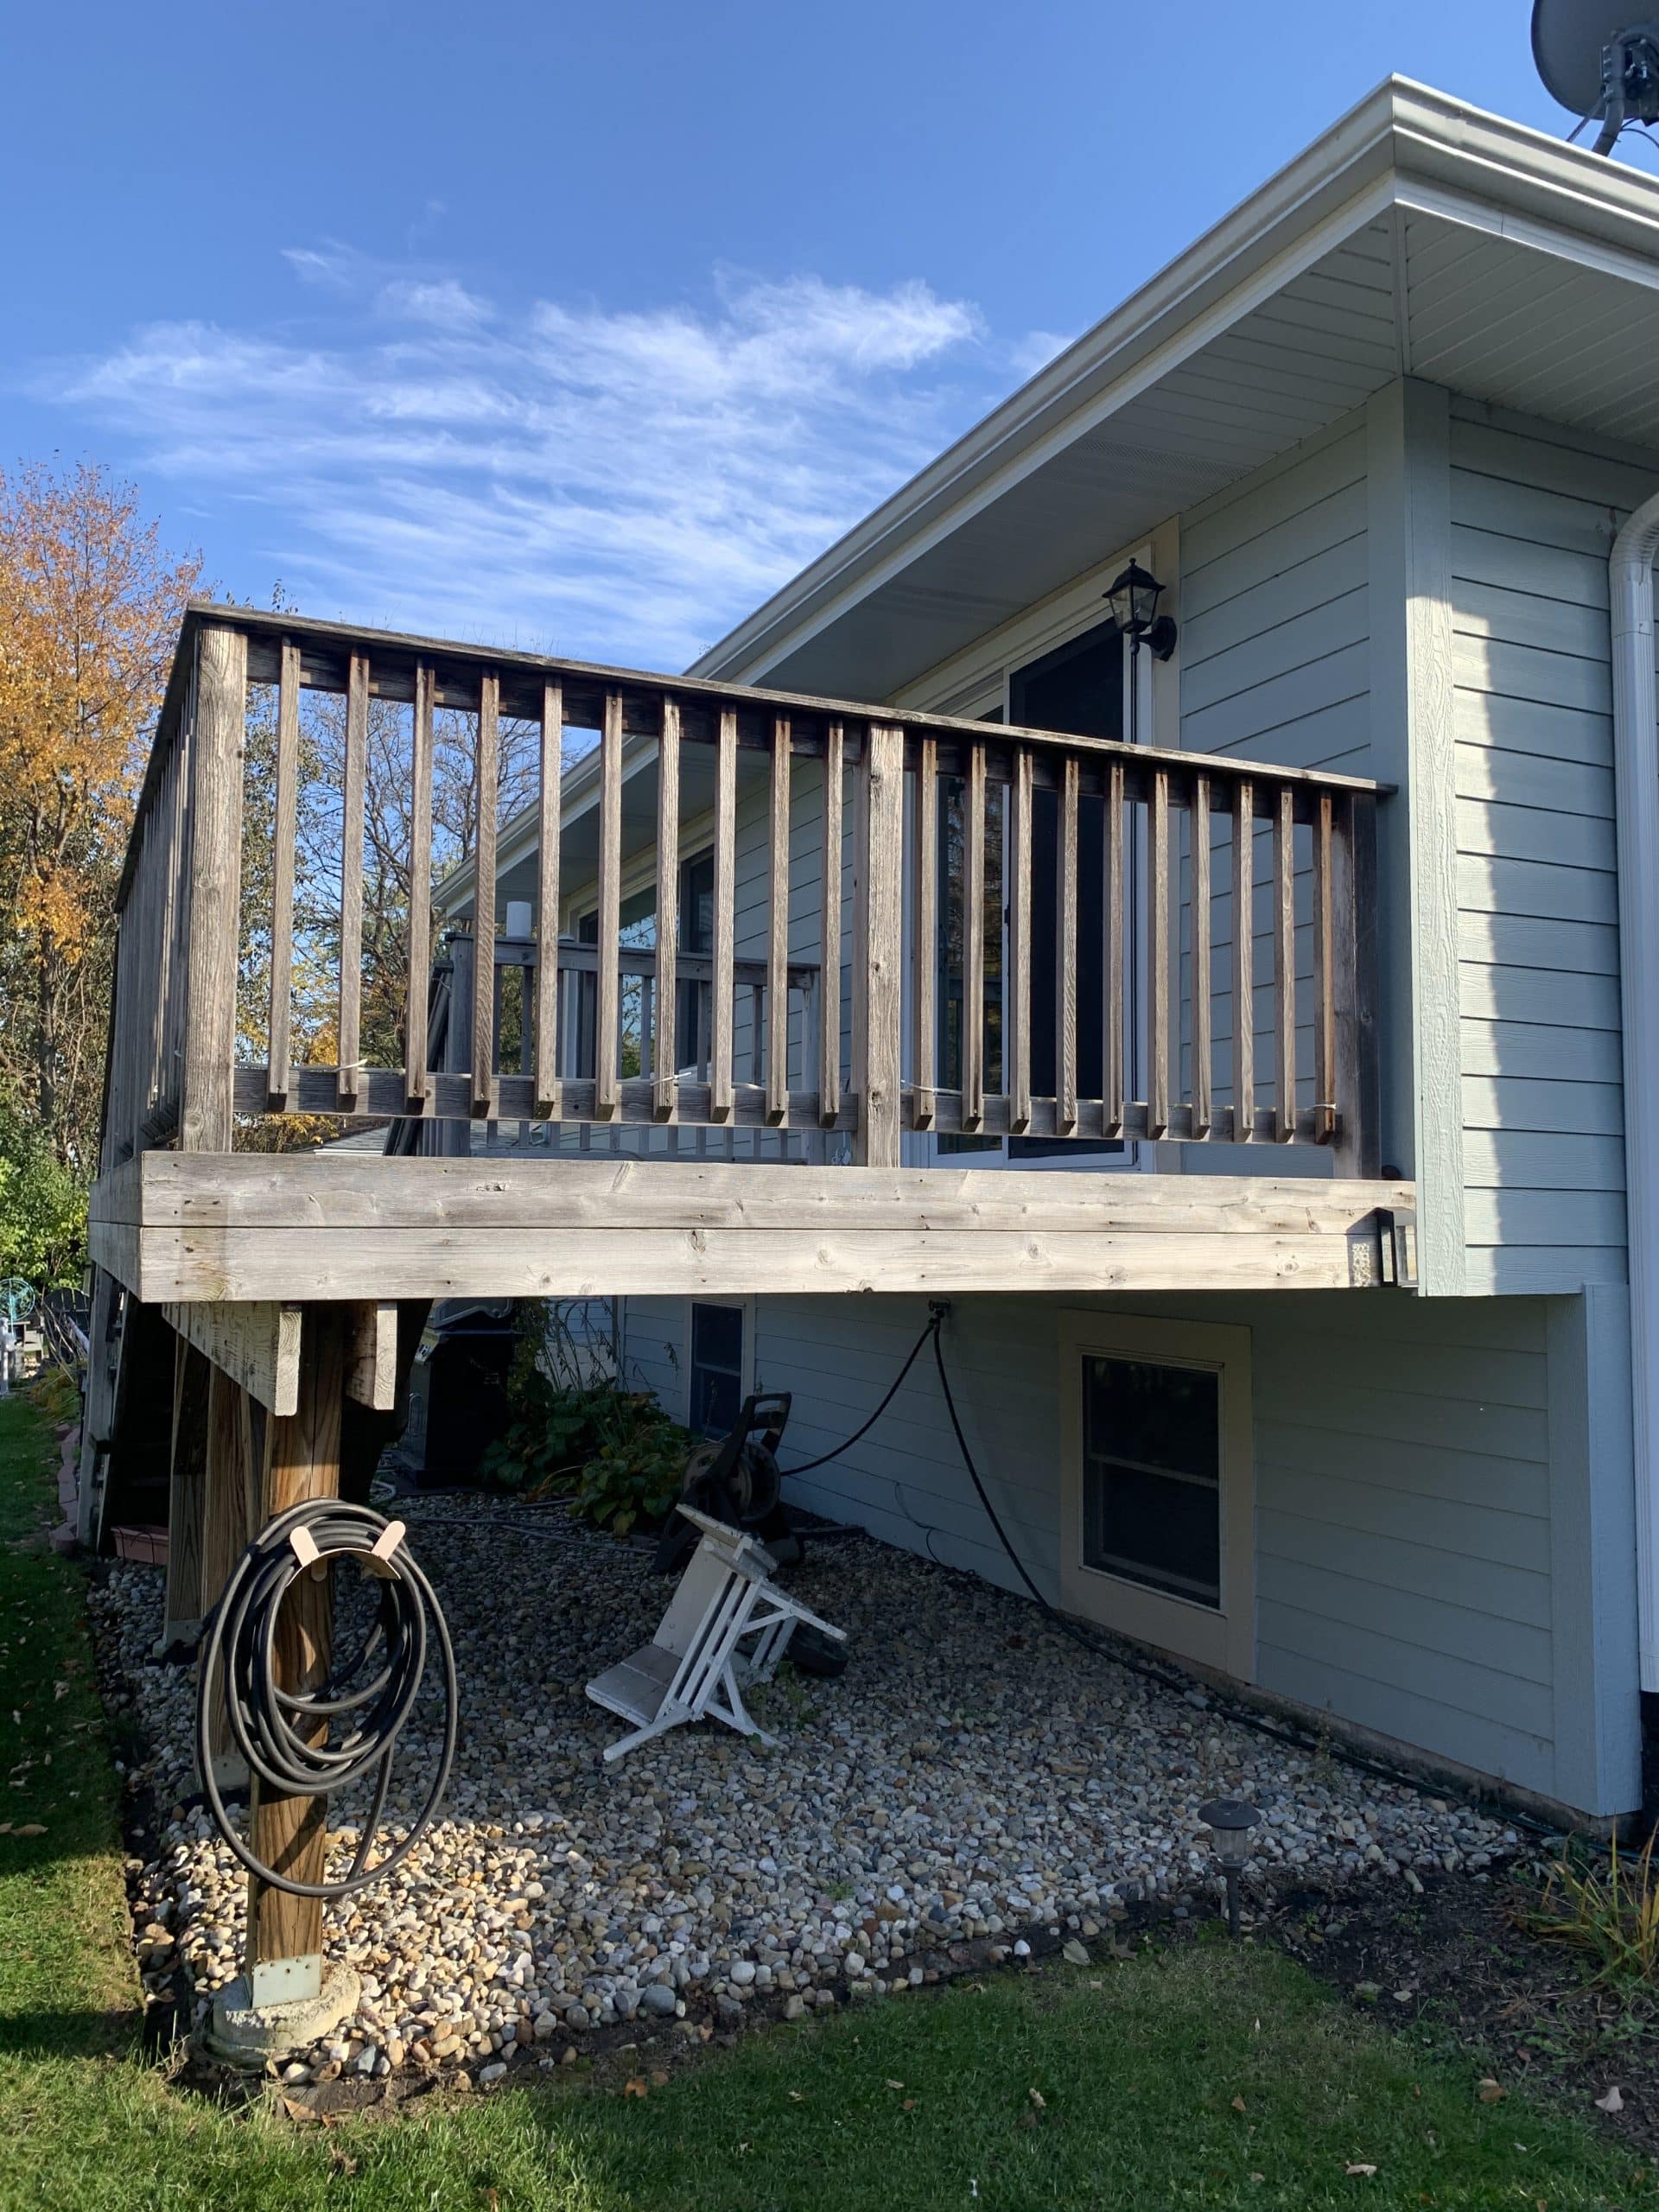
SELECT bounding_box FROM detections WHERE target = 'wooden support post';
[1007,745,1033,1135]
[535,681,563,1120]
[200,1368,264,1786]
[472,675,500,1119]
[245,1308,346,2002]
[853,724,905,1166]
[653,700,680,1122]
[180,625,246,1155]
[162,1333,211,1648]
[338,655,368,1110]
[404,663,435,1110]
[818,722,844,1128]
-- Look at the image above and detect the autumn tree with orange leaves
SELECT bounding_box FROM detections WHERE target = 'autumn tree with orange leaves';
[0,461,201,1170]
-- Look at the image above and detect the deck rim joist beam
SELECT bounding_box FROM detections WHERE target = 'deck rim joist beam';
[92,1153,1414,1306]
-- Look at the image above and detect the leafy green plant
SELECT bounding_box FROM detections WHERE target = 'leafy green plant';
[1518,1828,1659,1986]
[475,1299,695,1536]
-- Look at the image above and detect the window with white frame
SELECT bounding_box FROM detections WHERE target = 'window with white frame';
[1058,1310,1253,1679]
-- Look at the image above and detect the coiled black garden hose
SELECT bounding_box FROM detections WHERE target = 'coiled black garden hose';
[196,1498,459,1898]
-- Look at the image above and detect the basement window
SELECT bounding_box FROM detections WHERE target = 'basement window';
[1081,1355,1220,1606]
[688,1301,746,1437]
[1058,1309,1254,1681]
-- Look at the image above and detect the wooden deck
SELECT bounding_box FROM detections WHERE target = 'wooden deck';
[79,601,1408,2012]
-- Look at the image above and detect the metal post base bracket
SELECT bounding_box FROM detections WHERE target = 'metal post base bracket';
[201,1961,360,2069]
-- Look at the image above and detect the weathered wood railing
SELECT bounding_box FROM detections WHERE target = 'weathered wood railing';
[106,604,1382,1177]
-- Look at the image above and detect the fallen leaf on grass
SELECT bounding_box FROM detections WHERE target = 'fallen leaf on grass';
[1595,2085,1624,2114]
[623,2079,648,2099]
[1344,2163,1378,2177]
[328,2152,358,2177]
[1028,2088,1046,2110]
[14,1824,44,1838]
[1477,2079,1507,2104]
[649,2069,669,2088]
[787,2089,803,2101]
[1231,2096,1248,2113]
[887,2079,905,2090]
[902,2099,915,2112]
[281,2098,318,2124]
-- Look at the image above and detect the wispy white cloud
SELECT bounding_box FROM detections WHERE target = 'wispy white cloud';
[42,250,1026,669]
[1009,327,1078,379]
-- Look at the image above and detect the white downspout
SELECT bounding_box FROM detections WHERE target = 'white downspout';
[1609,493,1659,1692]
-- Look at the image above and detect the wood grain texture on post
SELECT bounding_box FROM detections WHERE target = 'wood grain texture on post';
[180,625,247,1154]
[245,1307,346,1970]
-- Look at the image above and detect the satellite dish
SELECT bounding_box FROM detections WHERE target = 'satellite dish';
[1532,0,1659,149]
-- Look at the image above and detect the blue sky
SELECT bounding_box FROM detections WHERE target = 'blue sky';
[5,2,1606,670]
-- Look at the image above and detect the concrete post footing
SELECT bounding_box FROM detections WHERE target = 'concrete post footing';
[202,1962,360,2069]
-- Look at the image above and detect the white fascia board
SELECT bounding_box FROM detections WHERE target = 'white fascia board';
[695,76,1659,690]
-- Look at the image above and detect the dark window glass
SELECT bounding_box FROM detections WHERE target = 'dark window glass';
[676,851,715,1069]
[1081,1355,1221,1607]
[690,1302,744,1437]
[1007,620,1128,1160]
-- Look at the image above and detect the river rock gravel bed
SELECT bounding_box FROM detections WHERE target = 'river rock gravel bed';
[87,1497,1516,2084]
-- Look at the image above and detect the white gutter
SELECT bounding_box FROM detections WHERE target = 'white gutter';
[1609,493,1659,1692]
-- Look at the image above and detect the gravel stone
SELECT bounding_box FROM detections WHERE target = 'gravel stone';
[87,1503,1517,2071]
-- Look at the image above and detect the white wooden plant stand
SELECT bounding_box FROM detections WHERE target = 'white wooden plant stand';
[586,1505,846,1763]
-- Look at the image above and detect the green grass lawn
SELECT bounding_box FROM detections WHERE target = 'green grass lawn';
[1,1389,1651,2212]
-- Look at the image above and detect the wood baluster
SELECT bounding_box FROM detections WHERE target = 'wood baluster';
[1103,755,1125,1137]
[1007,745,1033,1135]
[1310,787,1335,1143]
[653,699,679,1122]
[471,673,499,1119]
[1272,782,1296,1142]
[819,721,844,1128]
[337,652,368,1109]
[911,734,938,1131]
[1231,779,1255,1141]
[962,738,986,1133]
[535,681,563,1120]
[767,715,791,1123]
[711,708,737,1123]
[1056,753,1078,1135]
[1192,772,1212,1140]
[751,982,766,1086]
[1147,767,1171,1141]
[267,640,300,1110]
[594,689,622,1121]
[853,723,905,1166]
[404,662,435,1113]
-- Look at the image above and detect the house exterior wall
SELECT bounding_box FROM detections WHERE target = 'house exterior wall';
[616,1281,1641,1818]
[544,378,1652,1815]
[1446,397,1652,1296]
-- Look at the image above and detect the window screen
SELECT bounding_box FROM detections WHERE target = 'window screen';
[689,1302,744,1437]
[1080,1354,1221,1606]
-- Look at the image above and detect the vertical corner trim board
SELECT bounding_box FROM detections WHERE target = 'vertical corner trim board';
[1368,378,1465,1295]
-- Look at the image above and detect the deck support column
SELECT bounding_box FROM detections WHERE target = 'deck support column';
[162,1332,211,1649]
[245,1306,346,2004]
[199,1370,264,1789]
[208,1306,359,2063]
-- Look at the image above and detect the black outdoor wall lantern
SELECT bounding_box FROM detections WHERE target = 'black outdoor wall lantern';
[1103,558,1179,662]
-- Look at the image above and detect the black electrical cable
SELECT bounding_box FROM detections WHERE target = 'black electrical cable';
[197,1498,459,1899]
[780,1313,942,1477]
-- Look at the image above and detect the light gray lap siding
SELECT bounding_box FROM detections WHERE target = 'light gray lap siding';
[1447,401,1656,1294]
[618,1283,1634,1813]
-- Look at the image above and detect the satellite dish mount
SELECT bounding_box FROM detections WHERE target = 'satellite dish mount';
[1532,3,1659,153]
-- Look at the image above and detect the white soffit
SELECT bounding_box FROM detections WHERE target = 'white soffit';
[702,79,1659,703]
